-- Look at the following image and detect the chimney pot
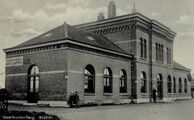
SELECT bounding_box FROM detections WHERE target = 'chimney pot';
[108,1,116,18]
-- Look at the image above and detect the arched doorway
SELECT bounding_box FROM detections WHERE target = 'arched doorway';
[27,65,39,103]
[140,72,147,93]
[157,73,163,100]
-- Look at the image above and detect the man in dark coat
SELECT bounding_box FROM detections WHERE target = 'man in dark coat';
[74,91,80,108]
[68,92,75,108]
[153,89,157,103]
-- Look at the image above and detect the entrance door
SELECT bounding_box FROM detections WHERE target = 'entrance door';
[27,65,39,103]
[157,74,163,100]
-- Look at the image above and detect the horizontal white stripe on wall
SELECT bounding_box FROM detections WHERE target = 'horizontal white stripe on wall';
[40,70,65,74]
[6,70,65,77]
[6,73,27,77]
[68,70,82,74]
[96,73,103,76]
[113,75,119,78]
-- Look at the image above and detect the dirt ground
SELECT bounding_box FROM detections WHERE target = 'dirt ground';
[8,99,194,120]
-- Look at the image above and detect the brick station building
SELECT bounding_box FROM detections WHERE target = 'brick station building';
[4,2,192,106]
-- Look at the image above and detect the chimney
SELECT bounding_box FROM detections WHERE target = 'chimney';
[97,12,105,21]
[108,1,116,18]
[132,3,137,13]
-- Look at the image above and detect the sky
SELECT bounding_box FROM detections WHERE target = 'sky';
[0,0,194,87]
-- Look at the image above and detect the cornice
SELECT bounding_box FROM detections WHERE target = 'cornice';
[75,12,176,40]
[4,39,133,60]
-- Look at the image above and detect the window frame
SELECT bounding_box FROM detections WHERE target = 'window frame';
[140,72,147,93]
[167,76,172,93]
[179,78,182,93]
[103,67,113,93]
[84,65,95,94]
[119,70,127,93]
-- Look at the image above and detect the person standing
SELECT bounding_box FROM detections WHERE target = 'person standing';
[74,91,80,108]
[68,92,75,108]
[153,88,157,103]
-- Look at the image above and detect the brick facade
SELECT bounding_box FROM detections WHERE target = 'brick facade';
[4,7,192,106]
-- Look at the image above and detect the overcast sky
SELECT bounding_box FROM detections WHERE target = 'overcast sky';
[0,0,194,87]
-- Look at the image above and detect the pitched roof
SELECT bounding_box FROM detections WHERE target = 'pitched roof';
[173,61,190,71]
[5,23,127,54]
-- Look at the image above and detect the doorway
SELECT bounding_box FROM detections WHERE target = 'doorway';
[27,65,39,103]
[157,73,163,100]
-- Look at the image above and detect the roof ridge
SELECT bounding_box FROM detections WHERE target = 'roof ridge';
[173,61,190,71]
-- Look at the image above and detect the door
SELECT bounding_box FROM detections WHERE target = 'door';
[27,65,39,103]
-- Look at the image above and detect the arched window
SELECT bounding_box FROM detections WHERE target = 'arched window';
[140,72,146,93]
[157,73,163,99]
[184,79,187,93]
[29,65,39,93]
[140,38,143,57]
[173,77,176,93]
[84,65,95,93]
[179,78,182,93]
[120,70,127,93]
[167,76,172,93]
[103,67,112,93]
[159,44,161,61]
[161,45,163,61]
[156,43,158,60]
[144,39,147,58]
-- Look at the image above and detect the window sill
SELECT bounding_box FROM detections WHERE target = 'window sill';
[103,93,113,96]
[84,93,95,96]
[140,93,147,94]
[119,93,129,96]
[139,57,147,61]
[155,60,164,64]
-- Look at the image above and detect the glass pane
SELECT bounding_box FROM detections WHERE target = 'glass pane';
[35,66,39,74]
[35,77,39,92]
[84,76,88,89]
[107,78,110,86]
[122,79,125,87]
[30,66,39,75]
[103,78,106,86]
[84,69,91,75]
[31,67,35,75]
[120,71,124,77]
[30,77,34,92]
[120,79,122,87]
[104,68,109,75]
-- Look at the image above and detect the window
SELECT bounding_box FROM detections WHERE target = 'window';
[157,73,163,99]
[161,45,163,61]
[179,78,182,93]
[29,65,39,93]
[120,70,127,93]
[159,44,161,61]
[167,76,172,93]
[173,77,176,93]
[103,67,112,93]
[140,38,143,58]
[155,43,164,62]
[156,43,158,60]
[84,65,95,93]
[167,48,171,64]
[144,39,147,58]
[140,72,147,93]
[184,79,187,93]
[140,38,147,58]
